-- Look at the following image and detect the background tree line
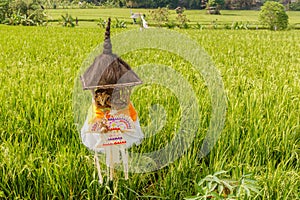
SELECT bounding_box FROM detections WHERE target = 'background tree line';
[1,0,299,11]
[85,0,299,10]
[0,0,299,25]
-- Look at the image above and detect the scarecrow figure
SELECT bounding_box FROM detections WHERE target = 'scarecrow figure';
[130,10,149,29]
[80,18,143,183]
[130,10,140,24]
[140,14,148,29]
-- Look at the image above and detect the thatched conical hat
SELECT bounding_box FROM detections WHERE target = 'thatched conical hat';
[81,18,142,90]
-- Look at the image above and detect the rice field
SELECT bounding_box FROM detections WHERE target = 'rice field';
[45,8,300,28]
[0,12,299,199]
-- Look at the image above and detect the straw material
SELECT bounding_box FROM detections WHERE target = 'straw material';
[81,18,142,90]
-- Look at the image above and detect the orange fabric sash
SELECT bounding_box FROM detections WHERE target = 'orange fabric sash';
[93,102,137,121]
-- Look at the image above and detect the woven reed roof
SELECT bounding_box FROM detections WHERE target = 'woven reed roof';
[81,18,142,90]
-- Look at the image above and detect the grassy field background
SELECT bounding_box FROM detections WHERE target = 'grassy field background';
[0,8,300,199]
[46,8,300,28]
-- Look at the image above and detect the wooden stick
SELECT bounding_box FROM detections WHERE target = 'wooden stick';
[94,151,103,184]
[121,146,128,180]
[110,147,114,181]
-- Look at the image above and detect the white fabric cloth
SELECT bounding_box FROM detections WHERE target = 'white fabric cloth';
[141,15,148,28]
[81,117,144,153]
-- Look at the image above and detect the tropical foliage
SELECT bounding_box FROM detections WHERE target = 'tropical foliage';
[0,0,47,25]
[259,1,289,30]
[1,0,295,10]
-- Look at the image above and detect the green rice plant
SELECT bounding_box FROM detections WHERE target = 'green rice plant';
[97,17,106,28]
[0,25,299,199]
[112,17,126,28]
[61,13,75,27]
[176,13,189,29]
[194,22,205,30]
[165,20,176,29]
[231,21,249,30]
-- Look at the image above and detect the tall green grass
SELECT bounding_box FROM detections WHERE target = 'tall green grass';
[0,25,299,199]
